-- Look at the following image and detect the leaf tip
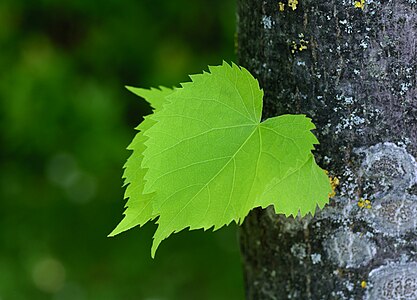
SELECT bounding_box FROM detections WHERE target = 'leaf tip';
[107,229,118,238]
[150,238,161,259]
[108,223,125,237]
[230,61,240,69]
[222,60,232,67]
[125,85,138,93]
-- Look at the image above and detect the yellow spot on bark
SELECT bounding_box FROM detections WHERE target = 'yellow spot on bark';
[329,176,339,198]
[354,0,365,9]
[279,2,285,11]
[299,39,309,51]
[288,0,298,10]
[358,198,371,209]
[290,38,309,54]
[290,41,297,53]
[361,281,367,288]
[325,171,339,198]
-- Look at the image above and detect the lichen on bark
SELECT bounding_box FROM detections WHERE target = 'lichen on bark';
[237,0,417,299]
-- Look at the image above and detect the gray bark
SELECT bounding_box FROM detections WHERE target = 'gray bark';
[237,0,417,299]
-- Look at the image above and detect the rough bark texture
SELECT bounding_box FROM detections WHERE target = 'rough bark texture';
[237,0,417,299]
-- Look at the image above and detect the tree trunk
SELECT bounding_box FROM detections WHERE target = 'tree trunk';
[237,0,417,299]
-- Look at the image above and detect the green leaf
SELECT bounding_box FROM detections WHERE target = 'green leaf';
[111,62,331,257]
[108,86,174,236]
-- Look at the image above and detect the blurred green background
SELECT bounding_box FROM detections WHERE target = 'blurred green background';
[0,0,244,299]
